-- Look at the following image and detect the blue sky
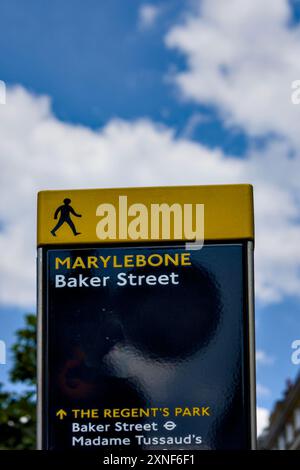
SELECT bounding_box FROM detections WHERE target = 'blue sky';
[0,0,300,436]
[0,0,248,152]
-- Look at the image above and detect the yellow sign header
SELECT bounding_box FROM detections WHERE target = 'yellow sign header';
[37,184,254,246]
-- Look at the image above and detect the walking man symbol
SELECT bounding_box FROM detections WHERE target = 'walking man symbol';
[51,198,82,237]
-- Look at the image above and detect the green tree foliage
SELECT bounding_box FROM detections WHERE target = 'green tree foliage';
[0,314,36,449]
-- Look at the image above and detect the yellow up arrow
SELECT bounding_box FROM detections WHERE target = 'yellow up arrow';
[56,409,67,420]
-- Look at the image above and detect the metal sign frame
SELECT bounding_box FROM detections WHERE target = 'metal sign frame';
[37,184,256,450]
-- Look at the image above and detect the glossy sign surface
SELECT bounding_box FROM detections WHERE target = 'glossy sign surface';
[42,243,250,449]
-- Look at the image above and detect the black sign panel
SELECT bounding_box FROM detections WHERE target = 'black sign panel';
[40,243,252,450]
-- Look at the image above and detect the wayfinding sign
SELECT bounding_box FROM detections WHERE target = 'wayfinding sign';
[37,184,256,450]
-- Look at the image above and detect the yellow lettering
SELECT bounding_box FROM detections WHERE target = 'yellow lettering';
[136,255,146,267]
[164,253,179,266]
[72,257,86,269]
[181,253,192,266]
[99,256,111,268]
[124,255,134,268]
[87,256,98,269]
[148,254,163,267]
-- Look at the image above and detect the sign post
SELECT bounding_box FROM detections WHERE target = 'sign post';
[37,184,256,450]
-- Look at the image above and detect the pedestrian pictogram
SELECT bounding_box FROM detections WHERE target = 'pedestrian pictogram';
[51,198,82,237]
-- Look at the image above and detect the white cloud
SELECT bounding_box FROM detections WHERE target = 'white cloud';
[0,86,300,307]
[257,407,270,436]
[165,0,300,147]
[257,383,271,397]
[256,350,275,366]
[164,0,300,304]
[0,86,239,307]
[138,4,160,30]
